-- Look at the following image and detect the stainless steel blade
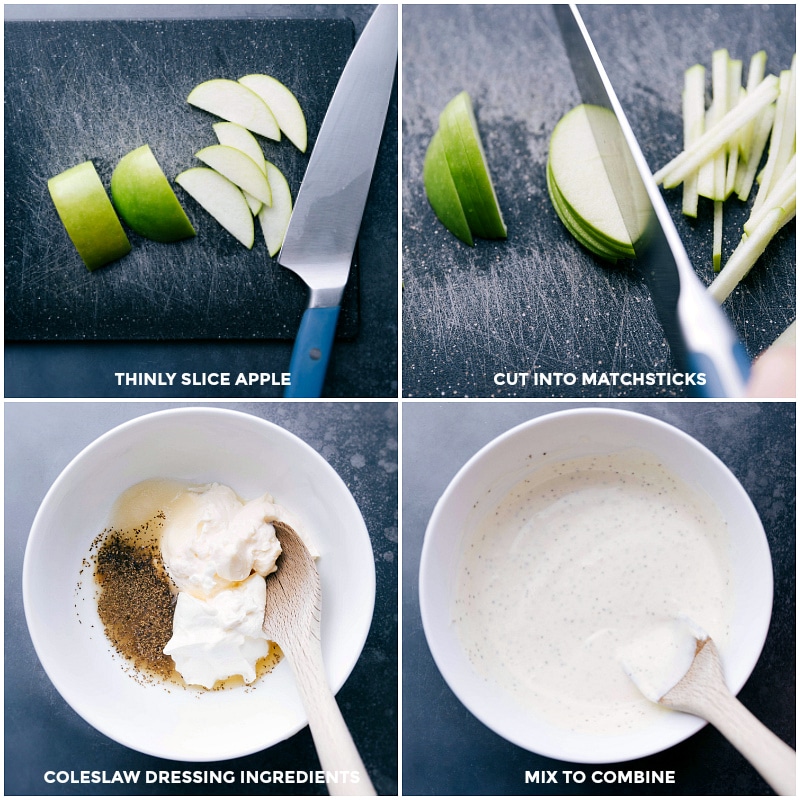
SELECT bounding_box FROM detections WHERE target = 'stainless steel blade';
[278,4,398,309]
[553,4,749,396]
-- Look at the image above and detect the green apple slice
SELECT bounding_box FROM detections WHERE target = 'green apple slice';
[547,160,634,259]
[546,160,624,262]
[195,144,272,206]
[549,104,650,252]
[48,161,131,271]
[110,144,196,242]
[212,121,267,214]
[175,167,254,248]
[423,129,473,246]
[257,162,293,256]
[239,73,308,153]
[438,91,506,240]
[187,79,280,141]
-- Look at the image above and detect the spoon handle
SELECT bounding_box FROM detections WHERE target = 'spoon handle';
[286,639,377,796]
[662,640,795,796]
[698,684,796,796]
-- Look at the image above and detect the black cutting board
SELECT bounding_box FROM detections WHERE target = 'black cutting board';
[402,4,795,398]
[4,19,359,341]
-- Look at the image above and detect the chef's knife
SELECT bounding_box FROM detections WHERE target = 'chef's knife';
[279,4,397,398]
[554,4,751,398]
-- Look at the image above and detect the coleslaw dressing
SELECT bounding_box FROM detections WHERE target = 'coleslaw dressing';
[453,448,734,734]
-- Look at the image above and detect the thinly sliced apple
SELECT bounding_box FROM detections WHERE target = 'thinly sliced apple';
[239,73,308,153]
[546,160,626,262]
[195,144,272,206]
[213,122,267,214]
[548,160,636,258]
[438,91,506,240]
[653,73,780,188]
[187,79,280,141]
[549,104,650,253]
[257,162,293,256]
[175,167,254,248]
[48,161,131,270]
[110,145,196,242]
[423,129,473,246]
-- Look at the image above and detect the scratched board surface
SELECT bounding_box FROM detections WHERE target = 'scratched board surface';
[5,19,359,341]
[402,4,795,398]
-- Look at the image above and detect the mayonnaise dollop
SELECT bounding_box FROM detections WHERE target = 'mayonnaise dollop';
[159,482,307,689]
[160,482,288,598]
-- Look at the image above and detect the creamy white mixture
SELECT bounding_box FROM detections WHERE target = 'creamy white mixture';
[453,449,734,734]
[111,479,309,689]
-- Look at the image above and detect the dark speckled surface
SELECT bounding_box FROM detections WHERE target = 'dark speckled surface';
[402,4,795,398]
[402,401,795,795]
[5,402,398,796]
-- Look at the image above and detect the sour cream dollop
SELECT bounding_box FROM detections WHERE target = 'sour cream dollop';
[159,482,309,689]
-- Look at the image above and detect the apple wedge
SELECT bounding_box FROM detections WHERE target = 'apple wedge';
[239,73,308,153]
[48,160,131,271]
[548,104,650,258]
[175,167,255,248]
[438,91,506,240]
[423,129,473,246]
[213,122,267,214]
[110,145,196,242]
[257,162,293,256]
[195,144,272,206]
[546,161,624,262]
[187,78,280,141]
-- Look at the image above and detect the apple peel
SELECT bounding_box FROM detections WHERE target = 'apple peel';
[423,129,473,246]
[110,145,196,243]
[48,161,131,271]
[422,91,506,245]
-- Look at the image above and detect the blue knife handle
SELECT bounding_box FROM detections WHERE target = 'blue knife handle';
[283,306,341,398]
[687,340,751,398]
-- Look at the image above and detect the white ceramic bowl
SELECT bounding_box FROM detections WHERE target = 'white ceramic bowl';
[419,408,773,763]
[23,407,375,762]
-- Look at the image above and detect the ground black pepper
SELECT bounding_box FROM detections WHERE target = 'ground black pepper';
[94,519,176,681]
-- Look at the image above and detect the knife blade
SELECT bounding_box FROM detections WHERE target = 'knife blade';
[553,4,751,398]
[279,4,398,398]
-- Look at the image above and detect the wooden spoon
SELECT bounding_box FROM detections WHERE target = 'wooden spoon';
[263,522,376,796]
[658,637,795,796]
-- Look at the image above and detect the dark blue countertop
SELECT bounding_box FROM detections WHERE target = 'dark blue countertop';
[5,402,398,795]
[402,401,795,795]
